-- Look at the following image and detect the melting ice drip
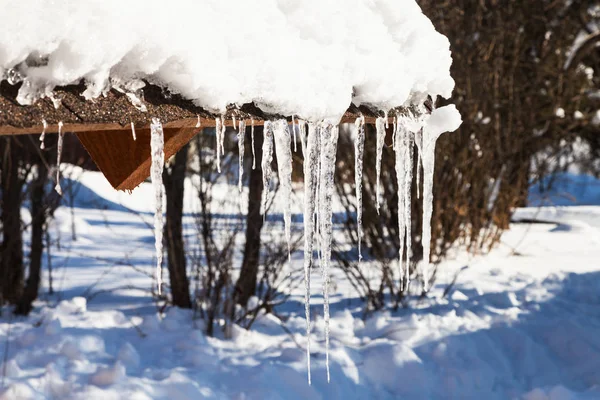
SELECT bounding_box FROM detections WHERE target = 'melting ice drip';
[354,117,365,260]
[238,120,246,193]
[54,121,64,195]
[150,118,165,295]
[40,119,47,149]
[375,117,386,214]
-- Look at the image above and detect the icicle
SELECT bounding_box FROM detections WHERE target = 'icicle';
[233,115,237,130]
[421,105,462,292]
[392,116,397,149]
[394,122,406,287]
[375,117,386,214]
[238,120,246,193]
[215,117,222,173]
[318,123,339,384]
[251,119,256,170]
[261,121,275,214]
[150,118,165,295]
[130,122,137,141]
[273,120,293,260]
[401,122,415,290]
[384,110,389,129]
[220,115,226,155]
[196,115,201,128]
[302,123,320,385]
[354,117,365,260]
[40,119,47,149]
[292,115,298,152]
[415,129,423,199]
[54,122,64,195]
[298,119,307,157]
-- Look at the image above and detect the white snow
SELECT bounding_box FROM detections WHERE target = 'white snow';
[150,118,165,295]
[1,168,600,399]
[0,0,455,123]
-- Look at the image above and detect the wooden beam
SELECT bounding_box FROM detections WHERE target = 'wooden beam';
[77,127,199,191]
[0,115,391,136]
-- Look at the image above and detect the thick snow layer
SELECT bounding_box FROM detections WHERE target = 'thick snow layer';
[2,169,600,399]
[0,0,454,122]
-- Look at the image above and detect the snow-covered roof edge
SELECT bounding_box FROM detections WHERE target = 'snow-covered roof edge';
[0,0,456,125]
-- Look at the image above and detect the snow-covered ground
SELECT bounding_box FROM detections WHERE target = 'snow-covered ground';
[2,168,600,400]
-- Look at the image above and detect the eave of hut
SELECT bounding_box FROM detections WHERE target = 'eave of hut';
[0,80,409,191]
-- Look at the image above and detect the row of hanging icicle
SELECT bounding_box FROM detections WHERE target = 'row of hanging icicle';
[47,106,447,385]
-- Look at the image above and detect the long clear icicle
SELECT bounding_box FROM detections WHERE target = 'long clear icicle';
[375,117,386,214]
[251,119,256,170]
[318,123,339,384]
[238,120,246,193]
[302,122,320,385]
[292,115,297,152]
[394,122,406,286]
[354,117,365,260]
[40,119,47,149]
[261,121,275,214]
[402,123,414,290]
[215,117,222,173]
[54,121,64,195]
[273,120,293,259]
[415,129,423,199]
[150,118,165,295]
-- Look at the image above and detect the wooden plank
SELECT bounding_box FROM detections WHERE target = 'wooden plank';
[77,127,199,191]
[0,115,391,136]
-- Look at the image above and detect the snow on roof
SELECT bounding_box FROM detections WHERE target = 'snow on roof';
[0,0,455,123]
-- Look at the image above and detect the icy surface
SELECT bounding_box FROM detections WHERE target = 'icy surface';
[150,118,165,295]
[0,0,455,122]
[273,120,293,258]
[354,117,365,260]
[421,105,462,291]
